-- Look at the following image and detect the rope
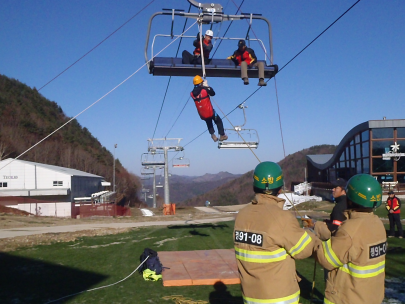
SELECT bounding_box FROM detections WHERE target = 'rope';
[198,22,207,79]
[0,21,198,172]
[210,97,261,163]
[38,0,156,91]
[273,76,286,159]
[162,295,208,304]
[45,256,149,304]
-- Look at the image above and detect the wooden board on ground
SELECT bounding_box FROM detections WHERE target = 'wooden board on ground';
[158,249,240,287]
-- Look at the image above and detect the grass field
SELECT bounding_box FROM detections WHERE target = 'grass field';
[1,218,404,304]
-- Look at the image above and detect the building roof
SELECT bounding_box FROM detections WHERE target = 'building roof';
[306,154,333,165]
[0,158,102,178]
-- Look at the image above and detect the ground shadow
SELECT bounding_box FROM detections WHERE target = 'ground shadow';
[209,281,243,304]
[297,270,324,302]
[0,252,108,304]
[189,230,210,237]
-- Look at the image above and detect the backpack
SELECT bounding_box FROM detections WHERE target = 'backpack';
[139,248,163,275]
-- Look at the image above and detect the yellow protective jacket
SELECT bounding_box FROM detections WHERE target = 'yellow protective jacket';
[314,211,386,304]
[234,193,317,304]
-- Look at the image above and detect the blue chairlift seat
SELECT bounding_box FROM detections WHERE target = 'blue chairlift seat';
[149,57,278,78]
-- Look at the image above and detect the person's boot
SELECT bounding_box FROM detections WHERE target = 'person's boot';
[243,77,249,85]
[211,134,218,142]
[219,134,228,141]
[258,78,267,86]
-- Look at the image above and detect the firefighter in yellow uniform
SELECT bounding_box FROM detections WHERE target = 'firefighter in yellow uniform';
[314,174,386,304]
[234,161,317,304]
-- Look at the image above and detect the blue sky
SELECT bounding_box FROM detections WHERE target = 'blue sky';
[2,0,405,177]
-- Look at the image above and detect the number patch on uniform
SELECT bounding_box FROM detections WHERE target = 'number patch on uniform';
[369,242,387,259]
[234,231,263,247]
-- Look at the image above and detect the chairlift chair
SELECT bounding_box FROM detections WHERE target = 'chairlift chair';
[218,104,259,149]
[145,2,278,78]
[172,151,191,168]
[141,152,165,166]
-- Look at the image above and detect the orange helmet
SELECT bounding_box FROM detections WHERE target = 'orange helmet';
[193,75,203,85]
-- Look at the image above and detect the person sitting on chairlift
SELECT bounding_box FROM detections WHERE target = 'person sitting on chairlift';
[190,75,228,143]
[182,30,213,65]
[227,40,266,86]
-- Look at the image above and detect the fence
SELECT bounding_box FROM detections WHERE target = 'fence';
[76,203,131,218]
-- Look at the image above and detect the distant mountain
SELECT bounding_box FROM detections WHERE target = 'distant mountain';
[0,74,142,206]
[179,145,337,206]
[142,171,242,203]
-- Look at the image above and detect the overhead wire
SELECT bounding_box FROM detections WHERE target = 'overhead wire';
[38,0,156,91]
[151,3,192,140]
[179,0,362,155]
[0,21,198,172]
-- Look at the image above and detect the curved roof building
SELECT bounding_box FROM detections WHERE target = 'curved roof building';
[306,119,405,188]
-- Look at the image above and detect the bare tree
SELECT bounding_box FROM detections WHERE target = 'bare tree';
[0,142,10,160]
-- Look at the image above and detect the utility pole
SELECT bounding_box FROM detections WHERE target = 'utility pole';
[113,144,117,193]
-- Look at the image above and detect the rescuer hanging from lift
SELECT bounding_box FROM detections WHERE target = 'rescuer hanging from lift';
[190,75,227,142]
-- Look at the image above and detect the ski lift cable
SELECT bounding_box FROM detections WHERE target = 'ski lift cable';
[176,0,362,158]
[165,96,191,137]
[211,97,261,162]
[38,0,156,92]
[0,21,198,172]
[151,4,192,139]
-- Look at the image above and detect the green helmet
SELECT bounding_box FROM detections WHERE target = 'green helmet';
[346,174,382,208]
[253,161,284,191]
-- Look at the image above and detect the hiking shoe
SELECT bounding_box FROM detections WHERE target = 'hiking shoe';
[243,78,249,85]
[388,236,394,238]
[258,79,267,86]
[399,236,403,239]
[211,134,218,142]
[219,134,228,141]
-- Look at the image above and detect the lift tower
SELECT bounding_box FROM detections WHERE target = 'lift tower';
[147,138,183,208]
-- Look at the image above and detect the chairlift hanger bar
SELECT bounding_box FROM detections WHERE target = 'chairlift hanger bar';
[144,11,274,66]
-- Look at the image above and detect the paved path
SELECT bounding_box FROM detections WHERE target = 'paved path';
[0,217,234,239]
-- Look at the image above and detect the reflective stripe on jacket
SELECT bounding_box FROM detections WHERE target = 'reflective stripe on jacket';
[315,211,386,304]
[190,89,214,119]
[234,194,316,302]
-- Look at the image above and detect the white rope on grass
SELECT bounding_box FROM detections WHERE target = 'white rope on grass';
[44,256,149,304]
[0,21,198,172]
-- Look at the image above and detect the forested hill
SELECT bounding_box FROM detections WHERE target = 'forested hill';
[0,74,141,206]
[180,144,337,206]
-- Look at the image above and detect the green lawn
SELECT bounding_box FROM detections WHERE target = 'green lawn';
[1,220,404,304]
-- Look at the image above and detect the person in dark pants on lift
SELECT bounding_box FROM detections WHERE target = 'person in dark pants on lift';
[386,190,403,238]
[190,75,228,143]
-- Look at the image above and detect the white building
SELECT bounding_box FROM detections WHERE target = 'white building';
[0,158,106,217]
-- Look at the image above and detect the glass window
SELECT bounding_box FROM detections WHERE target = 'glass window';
[372,158,393,173]
[0,183,2,188]
[363,158,370,174]
[372,128,393,139]
[340,161,345,168]
[398,128,405,139]
[362,141,369,157]
[397,174,405,183]
[372,141,393,156]
[356,159,362,174]
[339,152,345,161]
[350,145,355,159]
[58,181,63,186]
[398,158,405,172]
[53,181,57,186]
[356,144,361,158]
[350,140,354,145]
[361,130,369,142]
[3,183,7,187]
[355,134,360,144]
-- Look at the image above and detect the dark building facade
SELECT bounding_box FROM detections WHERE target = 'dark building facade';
[307,119,405,186]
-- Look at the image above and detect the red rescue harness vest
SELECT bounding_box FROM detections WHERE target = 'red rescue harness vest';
[191,89,214,120]
[387,197,401,214]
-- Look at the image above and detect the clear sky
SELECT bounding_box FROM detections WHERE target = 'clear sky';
[1,0,405,177]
